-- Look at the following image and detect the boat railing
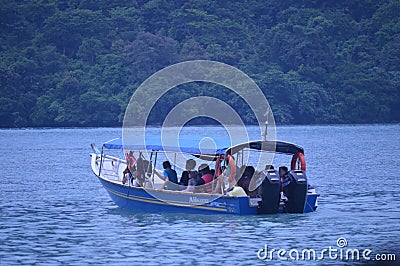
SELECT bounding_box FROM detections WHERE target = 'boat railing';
[97,155,126,182]
[94,153,243,196]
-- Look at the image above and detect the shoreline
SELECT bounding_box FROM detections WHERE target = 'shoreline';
[1,122,399,131]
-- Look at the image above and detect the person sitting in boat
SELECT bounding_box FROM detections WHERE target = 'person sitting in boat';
[135,157,152,187]
[197,164,214,193]
[184,170,199,192]
[122,166,130,185]
[214,152,237,194]
[125,151,136,169]
[154,161,178,190]
[123,151,136,184]
[199,164,213,184]
[179,159,196,187]
[237,166,257,197]
[279,166,290,191]
[279,166,288,182]
[279,166,290,201]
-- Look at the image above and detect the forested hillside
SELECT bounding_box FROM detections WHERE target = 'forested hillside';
[1,0,399,127]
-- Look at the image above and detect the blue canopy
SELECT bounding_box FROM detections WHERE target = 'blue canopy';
[103,135,232,155]
[102,136,304,155]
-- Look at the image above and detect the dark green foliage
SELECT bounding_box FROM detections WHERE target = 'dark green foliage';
[0,0,398,127]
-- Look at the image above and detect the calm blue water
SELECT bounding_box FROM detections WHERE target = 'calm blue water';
[1,125,399,265]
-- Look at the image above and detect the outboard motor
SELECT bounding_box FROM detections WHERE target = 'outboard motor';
[283,170,308,213]
[258,169,281,214]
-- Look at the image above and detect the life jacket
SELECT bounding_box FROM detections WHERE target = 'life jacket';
[215,156,222,176]
[226,154,236,182]
[201,173,214,193]
[125,152,136,172]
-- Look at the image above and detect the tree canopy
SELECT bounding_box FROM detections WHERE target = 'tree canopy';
[1,0,399,127]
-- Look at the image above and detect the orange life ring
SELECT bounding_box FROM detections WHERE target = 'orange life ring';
[291,152,306,171]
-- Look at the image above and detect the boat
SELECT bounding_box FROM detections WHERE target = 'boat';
[90,135,319,215]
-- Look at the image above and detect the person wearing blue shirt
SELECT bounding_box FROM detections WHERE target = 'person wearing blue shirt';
[155,161,178,190]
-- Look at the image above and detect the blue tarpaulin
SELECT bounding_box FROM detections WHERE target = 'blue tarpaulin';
[102,136,303,155]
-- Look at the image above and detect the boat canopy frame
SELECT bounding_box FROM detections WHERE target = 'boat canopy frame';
[102,137,304,156]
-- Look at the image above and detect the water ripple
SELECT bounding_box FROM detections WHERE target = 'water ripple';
[1,125,399,265]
